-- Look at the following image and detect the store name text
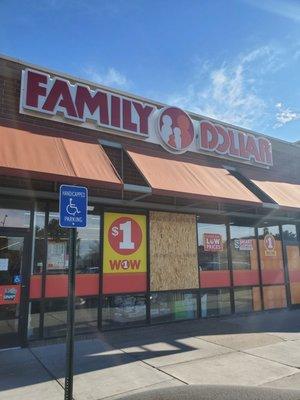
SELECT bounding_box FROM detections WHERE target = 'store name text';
[20,68,273,166]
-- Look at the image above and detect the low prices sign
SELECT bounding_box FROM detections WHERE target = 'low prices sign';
[203,233,223,252]
[103,213,147,274]
[264,233,277,257]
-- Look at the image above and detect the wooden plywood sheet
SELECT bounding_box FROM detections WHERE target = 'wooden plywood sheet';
[258,240,284,270]
[291,283,300,305]
[150,211,199,291]
[252,287,262,311]
[286,245,300,270]
[263,285,287,309]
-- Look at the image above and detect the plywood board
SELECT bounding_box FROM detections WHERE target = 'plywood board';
[286,245,300,270]
[263,285,287,309]
[252,287,262,311]
[149,211,199,291]
[258,240,284,270]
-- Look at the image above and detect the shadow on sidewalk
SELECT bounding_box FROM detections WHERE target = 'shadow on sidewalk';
[1,308,300,393]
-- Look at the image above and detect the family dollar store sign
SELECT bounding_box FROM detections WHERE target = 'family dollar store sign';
[103,212,147,274]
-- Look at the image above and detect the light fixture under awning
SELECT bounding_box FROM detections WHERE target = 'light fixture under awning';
[0,126,122,189]
[125,148,262,206]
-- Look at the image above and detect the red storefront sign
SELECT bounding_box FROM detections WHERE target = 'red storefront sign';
[20,68,273,166]
[199,121,273,166]
[20,69,155,137]
[203,233,223,252]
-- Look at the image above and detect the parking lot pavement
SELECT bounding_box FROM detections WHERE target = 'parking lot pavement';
[1,308,300,400]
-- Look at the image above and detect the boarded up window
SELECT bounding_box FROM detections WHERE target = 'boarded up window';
[150,211,198,291]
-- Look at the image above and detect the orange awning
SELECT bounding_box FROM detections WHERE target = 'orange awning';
[126,149,262,205]
[251,179,300,209]
[0,126,122,188]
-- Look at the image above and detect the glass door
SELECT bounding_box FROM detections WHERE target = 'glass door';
[0,230,30,348]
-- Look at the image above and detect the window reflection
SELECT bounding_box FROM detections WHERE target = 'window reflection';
[150,292,197,323]
[230,226,258,271]
[102,295,147,329]
[234,287,262,313]
[46,212,69,273]
[33,210,46,274]
[201,289,231,317]
[198,223,228,271]
[77,215,100,273]
[0,208,30,228]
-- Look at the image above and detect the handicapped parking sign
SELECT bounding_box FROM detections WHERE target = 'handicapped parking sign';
[59,185,88,228]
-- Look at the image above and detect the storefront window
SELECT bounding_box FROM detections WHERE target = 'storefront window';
[198,223,228,271]
[201,289,231,317]
[28,202,101,340]
[230,226,258,270]
[45,211,101,274]
[44,298,67,338]
[0,207,31,228]
[44,297,98,338]
[150,292,198,323]
[76,215,101,273]
[282,224,300,305]
[27,301,41,339]
[258,225,285,285]
[75,297,99,334]
[230,225,260,287]
[198,222,230,289]
[46,212,69,273]
[102,294,147,329]
[32,209,46,275]
[234,287,262,313]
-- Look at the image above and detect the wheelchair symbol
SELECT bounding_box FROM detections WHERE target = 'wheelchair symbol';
[66,198,81,216]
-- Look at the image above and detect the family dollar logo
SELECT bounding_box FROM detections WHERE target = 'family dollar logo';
[106,215,145,272]
[156,107,195,153]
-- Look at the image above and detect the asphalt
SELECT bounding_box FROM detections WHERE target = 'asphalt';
[1,308,300,400]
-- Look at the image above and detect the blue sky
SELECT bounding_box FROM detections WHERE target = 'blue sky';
[1,0,300,142]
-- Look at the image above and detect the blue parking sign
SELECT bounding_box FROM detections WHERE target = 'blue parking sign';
[59,185,88,228]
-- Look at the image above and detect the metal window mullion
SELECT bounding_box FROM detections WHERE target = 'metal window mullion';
[20,200,35,346]
[279,224,291,307]
[98,207,104,331]
[255,227,265,310]
[39,202,49,339]
[226,221,235,314]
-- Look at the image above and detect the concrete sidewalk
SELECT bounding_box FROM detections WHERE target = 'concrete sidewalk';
[1,309,300,400]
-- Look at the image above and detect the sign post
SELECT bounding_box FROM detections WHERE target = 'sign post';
[59,185,88,400]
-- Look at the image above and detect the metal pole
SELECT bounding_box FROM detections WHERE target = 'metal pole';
[65,228,76,400]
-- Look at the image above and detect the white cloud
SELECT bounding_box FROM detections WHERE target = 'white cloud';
[165,45,280,130]
[83,66,129,89]
[242,0,300,23]
[275,102,300,127]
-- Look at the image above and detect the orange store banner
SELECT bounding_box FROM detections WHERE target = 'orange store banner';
[103,212,147,274]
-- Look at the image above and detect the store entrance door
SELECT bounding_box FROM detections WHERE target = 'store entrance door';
[0,229,30,348]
